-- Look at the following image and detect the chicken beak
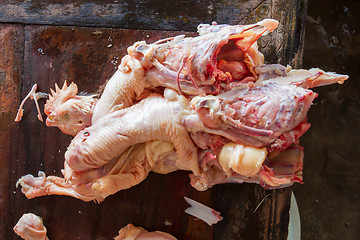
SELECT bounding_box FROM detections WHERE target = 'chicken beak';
[45,115,56,127]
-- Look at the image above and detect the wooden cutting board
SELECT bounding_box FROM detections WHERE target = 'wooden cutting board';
[0,1,307,239]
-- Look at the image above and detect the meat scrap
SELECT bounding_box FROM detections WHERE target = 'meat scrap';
[14,213,49,240]
[184,197,223,226]
[16,19,348,202]
[14,214,176,240]
[115,224,177,240]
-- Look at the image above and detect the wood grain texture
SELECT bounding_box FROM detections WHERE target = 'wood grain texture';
[214,185,291,240]
[0,0,308,239]
[0,0,265,31]
[238,0,308,67]
[0,24,24,240]
[295,1,360,239]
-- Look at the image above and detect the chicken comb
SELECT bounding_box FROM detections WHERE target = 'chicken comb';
[44,81,78,116]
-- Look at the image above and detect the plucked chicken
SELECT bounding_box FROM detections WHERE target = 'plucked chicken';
[16,19,348,202]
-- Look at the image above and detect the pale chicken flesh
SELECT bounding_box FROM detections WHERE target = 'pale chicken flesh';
[14,213,49,240]
[14,214,176,240]
[114,224,177,240]
[16,19,348,202]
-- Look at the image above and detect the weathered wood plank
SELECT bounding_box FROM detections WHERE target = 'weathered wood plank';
[0,0,266,31]
[0,24,24,240]
[214,185,291,240]
[238,0,308,67]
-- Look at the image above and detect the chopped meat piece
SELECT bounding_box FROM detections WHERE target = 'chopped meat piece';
[14,213,49,240]
[115,224,177,240]
[13,214,175,240]
[184,197,223,226]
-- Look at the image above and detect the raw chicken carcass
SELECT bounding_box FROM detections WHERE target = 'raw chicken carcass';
[16,19,348,202]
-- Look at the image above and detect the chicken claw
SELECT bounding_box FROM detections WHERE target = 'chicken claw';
[15,84,48,122]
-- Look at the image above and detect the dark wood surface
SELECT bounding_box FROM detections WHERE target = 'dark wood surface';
[0,0,298,32]
[0,1,308,239]
[0,24,24,239]
[294,0,360,239]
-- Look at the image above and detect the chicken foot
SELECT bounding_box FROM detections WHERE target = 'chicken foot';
[17,143,152,202]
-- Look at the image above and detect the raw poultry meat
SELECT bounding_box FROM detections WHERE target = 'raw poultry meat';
[91,19,280,122]
[16,19,348,202]
[14,214,176,240]
[14,213,49,240]
[114,224,177,240]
